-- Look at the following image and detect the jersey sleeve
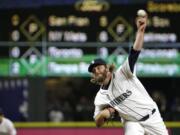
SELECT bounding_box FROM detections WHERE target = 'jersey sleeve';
[93,105,101,119]
[117,47,140,78]
[93,104,110,119]
[93,92,110,119]
[128,47,141,73]
[7,119,17,135]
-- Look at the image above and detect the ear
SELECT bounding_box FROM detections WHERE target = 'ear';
[90,78,96,83]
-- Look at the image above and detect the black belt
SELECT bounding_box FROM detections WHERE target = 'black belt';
[139,109,156,121]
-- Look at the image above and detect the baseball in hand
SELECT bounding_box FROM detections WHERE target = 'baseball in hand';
[137,9,147,17]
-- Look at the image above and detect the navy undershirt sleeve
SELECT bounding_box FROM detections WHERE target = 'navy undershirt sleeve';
[128,47,141,73]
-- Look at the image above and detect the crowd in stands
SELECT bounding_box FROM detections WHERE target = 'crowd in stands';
[46,78,180,122]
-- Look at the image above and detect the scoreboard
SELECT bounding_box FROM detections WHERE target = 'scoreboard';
[1,1,180,42]
[1,1,180,77]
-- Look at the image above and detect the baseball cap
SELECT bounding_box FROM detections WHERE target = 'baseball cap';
[88,58,106,72]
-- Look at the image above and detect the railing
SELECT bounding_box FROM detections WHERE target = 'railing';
[0,42,180,48]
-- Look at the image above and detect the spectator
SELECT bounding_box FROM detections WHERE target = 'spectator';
[49,109,64,122]
[0,108,17,135]
[171,97,180,121]
[151,90,168,120]
[75,96,94,121]
[151,90,166,111]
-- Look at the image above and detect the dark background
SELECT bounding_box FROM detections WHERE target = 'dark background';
[0,0,180,122]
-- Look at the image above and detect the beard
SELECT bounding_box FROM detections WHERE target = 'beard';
[90,71,107,85]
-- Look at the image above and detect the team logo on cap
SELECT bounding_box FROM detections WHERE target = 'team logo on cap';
[91,60,95,64]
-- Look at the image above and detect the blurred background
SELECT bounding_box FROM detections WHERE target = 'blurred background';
[0,0,180,134]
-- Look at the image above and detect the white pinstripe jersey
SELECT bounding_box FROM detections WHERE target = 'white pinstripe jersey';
[94,58,157,121]
[0,117,16,135]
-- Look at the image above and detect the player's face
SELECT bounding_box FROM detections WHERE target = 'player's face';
[91,65,108,85]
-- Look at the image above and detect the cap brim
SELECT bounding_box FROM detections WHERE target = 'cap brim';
[88,63,105,72]
[88,63,97,72]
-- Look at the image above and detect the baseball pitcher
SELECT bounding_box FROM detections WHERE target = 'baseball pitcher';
[88,11,168,135]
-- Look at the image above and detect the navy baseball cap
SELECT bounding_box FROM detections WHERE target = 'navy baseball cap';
[88,58,106,72]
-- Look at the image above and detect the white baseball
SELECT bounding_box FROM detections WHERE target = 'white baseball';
[137,9,147,17]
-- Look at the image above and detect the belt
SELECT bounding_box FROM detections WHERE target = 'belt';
[139,109,156,121]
